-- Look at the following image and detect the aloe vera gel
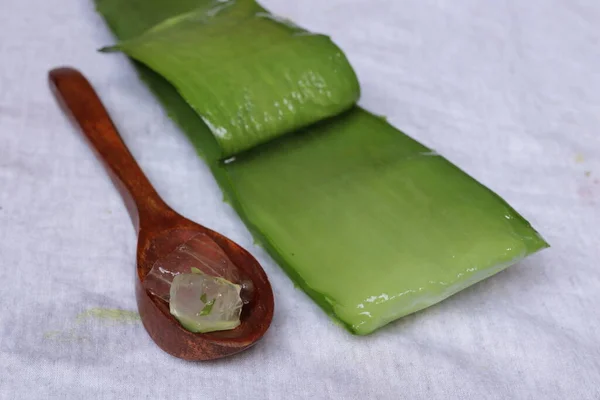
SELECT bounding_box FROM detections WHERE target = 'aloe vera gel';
[144,233,246,333]
[169,268,243,333]
[97,0,548,335]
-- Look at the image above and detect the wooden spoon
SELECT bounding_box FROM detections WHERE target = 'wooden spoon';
[48,67,274,361]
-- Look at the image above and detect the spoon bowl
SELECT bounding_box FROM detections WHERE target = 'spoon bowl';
[49,67,274,360]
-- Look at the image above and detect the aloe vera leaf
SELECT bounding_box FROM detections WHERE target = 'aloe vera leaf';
[94,0,548,335]
[95,0,204,40]
[221,108,548,334]
[100,0,360,157]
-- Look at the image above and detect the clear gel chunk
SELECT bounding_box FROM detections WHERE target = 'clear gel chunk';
[143,232,251,333]
[169,269,243,333]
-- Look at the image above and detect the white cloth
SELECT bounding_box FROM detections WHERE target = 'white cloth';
[1,0,599,398]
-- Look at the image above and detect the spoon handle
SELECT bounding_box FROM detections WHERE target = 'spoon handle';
[49,67,174,231]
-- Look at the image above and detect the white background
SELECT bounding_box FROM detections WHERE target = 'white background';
[1,0,599,398]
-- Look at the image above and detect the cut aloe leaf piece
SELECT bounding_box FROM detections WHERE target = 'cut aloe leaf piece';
[101,0,360,158]
[221,108,548,334]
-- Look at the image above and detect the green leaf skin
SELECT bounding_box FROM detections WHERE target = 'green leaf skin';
[95,0,548,335]
[190,267,203,275]
[199,299,215,316]
[102,0,360,157]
